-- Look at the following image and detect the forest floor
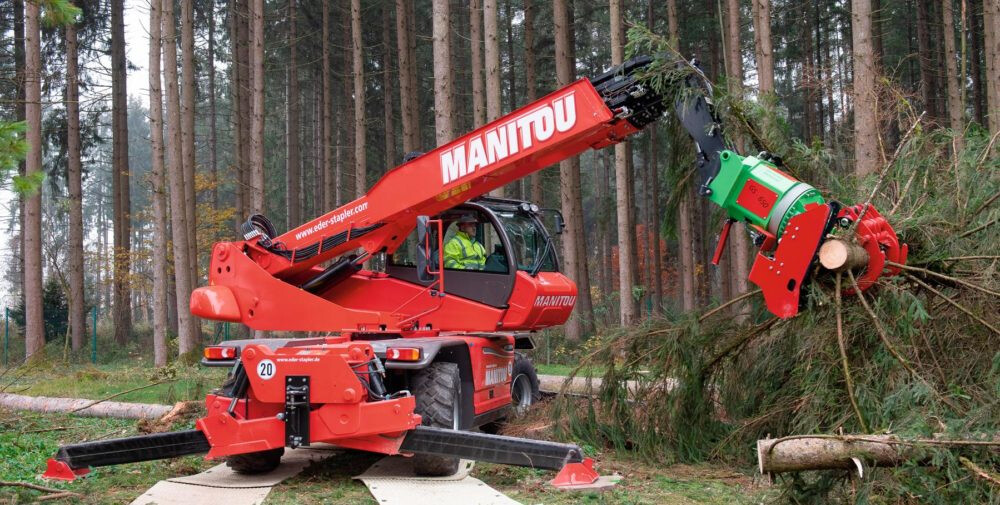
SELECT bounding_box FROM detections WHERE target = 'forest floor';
[0,361,773,504]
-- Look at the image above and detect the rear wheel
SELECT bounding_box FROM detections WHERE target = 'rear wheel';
[225,447,284,475]
[411,362,462,476]
[482,353,540,433]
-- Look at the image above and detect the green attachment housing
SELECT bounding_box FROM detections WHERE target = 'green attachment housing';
[707,151,825,238]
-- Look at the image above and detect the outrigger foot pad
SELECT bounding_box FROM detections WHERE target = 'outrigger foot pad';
[41,458,90,481]
[550,458,618,490]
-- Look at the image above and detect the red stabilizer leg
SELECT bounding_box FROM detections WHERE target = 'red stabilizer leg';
[41,458,90,481]
[550,457,604,489]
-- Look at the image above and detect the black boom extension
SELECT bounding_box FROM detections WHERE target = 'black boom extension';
[400,426,585,470]
[54,430,210,469]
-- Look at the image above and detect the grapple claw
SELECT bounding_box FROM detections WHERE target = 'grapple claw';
[838,204,907,293]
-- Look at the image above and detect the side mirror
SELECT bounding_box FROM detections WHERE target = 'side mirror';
[539,209,566,235]
[416,215,436,282]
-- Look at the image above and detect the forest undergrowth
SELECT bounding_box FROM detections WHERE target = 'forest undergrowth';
[554,35,1000,504]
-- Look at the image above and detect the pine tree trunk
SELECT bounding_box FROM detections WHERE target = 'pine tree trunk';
[181,0,197,297]
[524,0,541,204]
[383,3,396,170]
[66,20,85,352]
[229,0,245,227]
[23,0,43,359]
[853,0,879,175]
[149,0,170,367]
[163,0,196,356]
[752,0,775,92]
[983,0,1000,133]
[396,0,419,154]
[970,0,985,126]
[943,0,965,147]
[111,0,132,345]
[322,1,334,209]
[286,0,301,227]
[917,0,938,119]
[470,0,486,128]
[485,0,503,197]
[610,0,636,325]
[352,0,366,197]
[433,0,456,145]
[250,0,266,212]
[208,0,218,208]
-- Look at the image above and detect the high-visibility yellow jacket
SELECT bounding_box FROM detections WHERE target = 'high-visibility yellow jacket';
[443,231,486,270]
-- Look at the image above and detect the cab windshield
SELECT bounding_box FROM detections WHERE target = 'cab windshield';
[494,211,556,273]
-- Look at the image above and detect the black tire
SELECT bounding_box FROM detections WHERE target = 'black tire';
[225,448,284,475]
[509,353,541,416]
[411,362,462,476]
[481,353,540,433]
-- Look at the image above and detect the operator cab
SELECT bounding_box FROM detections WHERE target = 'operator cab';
[387,197,561,308]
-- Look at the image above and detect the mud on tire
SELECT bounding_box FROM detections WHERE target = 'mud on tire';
[225,448,284,475]
[411,361,463,476]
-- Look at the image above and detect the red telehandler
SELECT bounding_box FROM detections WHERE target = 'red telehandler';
[43,56,906,487]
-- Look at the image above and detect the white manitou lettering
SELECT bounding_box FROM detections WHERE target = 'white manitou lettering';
[533,295,577,307]
[484,364,512,386]
[440,92,577,185]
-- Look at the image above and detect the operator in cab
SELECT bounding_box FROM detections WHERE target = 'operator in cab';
[444,215,487,270]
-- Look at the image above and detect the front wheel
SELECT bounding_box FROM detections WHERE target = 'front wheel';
[509,353,541,416]
[411,362,463,476]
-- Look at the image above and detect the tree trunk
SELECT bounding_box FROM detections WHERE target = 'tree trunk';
[111,0,132,345]
[23,0,43,359]
[208,0,218,209]
[286,0,301,227]
[917,0,938,120]
[853,0,879,176]
[554,0,591,339]
[485,0,503,197]
[524,0,541,203]
[396,0,420,154]
[818,239,870,272]
[610,0,636,325]
[229,0,245,227]
[983,0,1000,133]
[322,1,334,209]
[0,392,174,420]
[970,0,985,126]
[181,0,197,298]
[340,5,355,203]
[149,0,170,367]
[433,0,456,145]
[250,0,265,212]
[352,0,366,197]
[66,20,85,352]
[752,0,775,92]
[163,0,196,356]
[504,0,518,198]
[383,3,396,170]
[471,0,486,129]
[943,0,965,147]
[757,435,913,474]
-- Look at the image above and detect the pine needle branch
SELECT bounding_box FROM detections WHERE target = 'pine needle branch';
[888,261,1000,298]
[902,272,1000,336]
[835,273,869,432]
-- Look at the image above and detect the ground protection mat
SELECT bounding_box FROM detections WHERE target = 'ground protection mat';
[129,446,336,505]
[355,456,521,505]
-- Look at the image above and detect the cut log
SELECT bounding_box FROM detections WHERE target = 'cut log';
[0,393,173,419]
[757,435,912,475]
[819,239,870,273]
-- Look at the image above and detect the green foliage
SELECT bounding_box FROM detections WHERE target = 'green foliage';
[38,0,82,27]
[10,278,69,343]
[554,26,1000,504]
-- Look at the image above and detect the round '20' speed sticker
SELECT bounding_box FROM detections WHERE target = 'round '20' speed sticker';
[257,359,276,380]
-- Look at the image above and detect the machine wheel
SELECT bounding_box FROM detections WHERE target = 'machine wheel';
[411,362,463,477]
[509,353,541,416]
[481,353,540,433]
[225,448,284,475]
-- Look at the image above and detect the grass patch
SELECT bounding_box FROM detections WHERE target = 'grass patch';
[0,409,213,504]
[6,361,227,405]
[535,363,606,377]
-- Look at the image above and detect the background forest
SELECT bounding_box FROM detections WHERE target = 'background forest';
[1,0,999,502]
